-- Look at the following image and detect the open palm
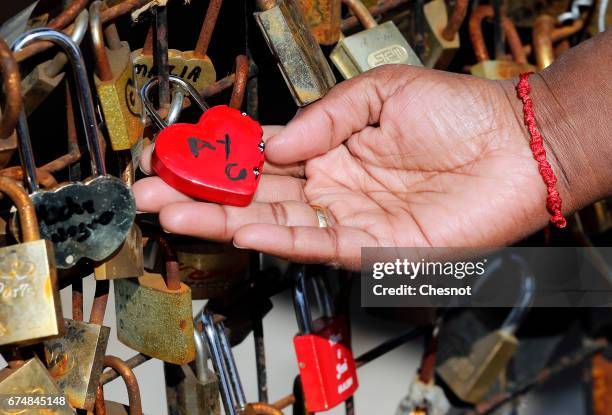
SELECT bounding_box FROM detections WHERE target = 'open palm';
[134,65,556,270]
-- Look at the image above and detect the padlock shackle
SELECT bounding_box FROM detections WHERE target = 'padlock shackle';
[90,1,113,82]
[292,264,314,334]
[193,329,215,383]
[45,9,89,79]
[500,254,535,334]
[195,0,223,58]
[533,14,556,70]
[229,55,249,110]
[151,234,181,290]
[103,355,143,415]
[167,88,186,126]
[0,39,22,140]
[313,273,335,318]
[247,403,285,415]
[468,5,527,64]
[342,0,378,29]
[0,177,40,242]
[141,75,209,130]
[442,0,468,41]
[12,28,106,193]
[200,310,246,415]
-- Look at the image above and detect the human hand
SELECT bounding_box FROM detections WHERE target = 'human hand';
[133,65,569,270]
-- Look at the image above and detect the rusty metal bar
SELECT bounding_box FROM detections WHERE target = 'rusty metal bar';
[442,0,468,41]
[153,6,170,112]
[195,0,223,57]
[0,40,22,139]
[48,0,90,30]
[101,0,151,23]
[103,356,143,415]
[229,55,249,110]
[101,353,151,385]
[89,280,110,325]
[341,0,409,31]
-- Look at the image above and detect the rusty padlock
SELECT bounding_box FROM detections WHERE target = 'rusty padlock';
[90,1,143,151]
[114,235,195,365]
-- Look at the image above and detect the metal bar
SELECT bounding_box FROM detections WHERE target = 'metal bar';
[101,353,151,385]
[153,6,170,112]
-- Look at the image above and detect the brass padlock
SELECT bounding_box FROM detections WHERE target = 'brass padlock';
[114,236,195,365]
[0,176,63,346]
[298,0,342,45]
[437,255,533,403]
[132,0,220,96]
[43,318,110,411]
[90,1,143,151]
[330,0,422,79]
[94,154,144,280]
[254,0,336,106]
[469,5,536,80]
[175,240,248,299]
[421,0,466,68]
[0,357,74,414]
[21,9,89,115]
[164,330,221,415]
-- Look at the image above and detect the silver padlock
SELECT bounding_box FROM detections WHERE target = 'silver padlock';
[12,28,136,269]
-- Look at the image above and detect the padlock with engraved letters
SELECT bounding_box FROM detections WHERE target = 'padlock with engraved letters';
[21,9,88,115]
[43,318,110,411]
[164,329,221,415]
[0,177,63,346]
[90,1,143,151]
[437,254,534,404]
[254,0,336,106]
[131,0,219,95]
[12,28,136,269]
[197,310,283,415]
[114,235,195,365]
[0,357,74,414]
[469,5,536,80]
[141,76,264,207]
[298,0,342,45]
[292,265,358,412]
[421,0,466,68]
[330,0,422,79]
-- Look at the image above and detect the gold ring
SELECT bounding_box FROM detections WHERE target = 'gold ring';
[311,204,332,228]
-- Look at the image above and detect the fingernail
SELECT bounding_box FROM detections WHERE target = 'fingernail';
[233,240,246,249]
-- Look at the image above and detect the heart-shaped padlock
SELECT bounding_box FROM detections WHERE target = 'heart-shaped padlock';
[142,77,264,207]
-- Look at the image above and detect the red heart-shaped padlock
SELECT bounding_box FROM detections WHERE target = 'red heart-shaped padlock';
[151,105,264,206]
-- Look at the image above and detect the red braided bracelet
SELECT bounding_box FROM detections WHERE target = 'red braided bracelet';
[516,73,567,229]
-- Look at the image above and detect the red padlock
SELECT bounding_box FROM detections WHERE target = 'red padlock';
[141,76,264,206]
[292,265,359,412]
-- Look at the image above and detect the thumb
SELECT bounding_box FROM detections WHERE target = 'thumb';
[264,66,412,165]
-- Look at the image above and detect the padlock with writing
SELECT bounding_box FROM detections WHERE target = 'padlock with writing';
[21,9,88,115]
[12,28,136,269]
[437,254,534,403]
[292,265,358,412]
[90,1,143,151]
[197,310,283,415]
[254,0,336,106]
[331,0,422,79]
[469,5,536,80]
[114,235,195,365]
[94,153,144,280]
[43,318,110,411]
[0,357,74,414]
[0,177,63,346]
[421,0,467,68]
[164,329,221,415]
[175,239,249,299]
[141,76,264,207]
[298,0,342,45]
[132,0,220,95]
